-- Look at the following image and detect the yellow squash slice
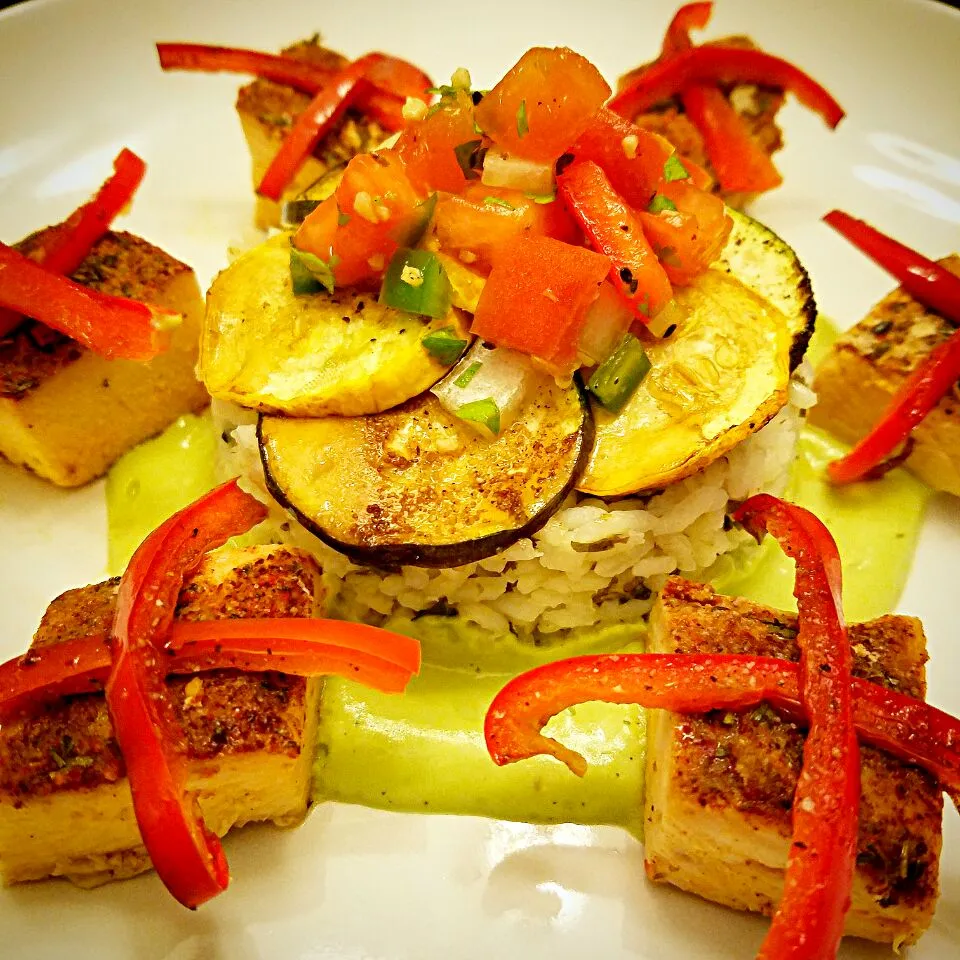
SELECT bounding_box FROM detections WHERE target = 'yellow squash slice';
[200,233,471,417]
[578,211,813,497]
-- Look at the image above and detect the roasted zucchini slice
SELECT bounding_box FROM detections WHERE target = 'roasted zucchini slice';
[200,233,472,417]
[258,374,593,567]
[577,211,814,497]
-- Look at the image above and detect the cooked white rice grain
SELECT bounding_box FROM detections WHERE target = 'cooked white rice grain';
[215,386,805,641]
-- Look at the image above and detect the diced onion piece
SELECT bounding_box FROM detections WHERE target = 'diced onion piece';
[431,340,534,437]
[587,333,651,412]
[577,281,634,366]
[482,148,555,197]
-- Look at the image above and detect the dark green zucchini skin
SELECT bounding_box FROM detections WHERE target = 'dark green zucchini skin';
[715,208,816,373]
[258,377,594,569]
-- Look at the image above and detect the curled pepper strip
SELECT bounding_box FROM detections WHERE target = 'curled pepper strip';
[485,653,960,812]
[609,45,845,130]
[822,211,960,484]
[824,211,960,322]
[557,159,673,320]
[258,52,413,202]
[734,495,859,960]
[0,242,178,361]
[659,3,783,195]
[487,494,859,959]
[106,479,267,909]
[0,618,421,724]
[155,43,430,133]
[0,148,147,340]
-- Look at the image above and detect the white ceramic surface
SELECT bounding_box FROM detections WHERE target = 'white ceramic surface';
[1,0,959,957]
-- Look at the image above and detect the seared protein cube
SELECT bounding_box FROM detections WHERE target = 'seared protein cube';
[644,577,942,946]
[809,254,960,496]
[0,545,325,888]
[621,38,784,210]
[237,38,387,229]
[0,229,208,487]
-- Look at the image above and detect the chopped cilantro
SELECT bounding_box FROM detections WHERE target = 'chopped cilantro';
[524,192,556,204]
[337,206,351,226]
[663,155,689,182]
[290,247,337,294]
[454,361,483,388]
[516,99,529,138]
[484,196,515,209]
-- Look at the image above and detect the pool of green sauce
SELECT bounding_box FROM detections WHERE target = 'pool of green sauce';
[106,324,931,835]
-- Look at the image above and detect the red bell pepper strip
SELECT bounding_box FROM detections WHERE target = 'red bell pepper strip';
[0,148,147,339]
[167,618,420,670]
[0,242,178,361]
[487,494,859,959]
[822,211,960,484]
[829,329,960,485]
[609,46,845,130]
[258,53,411,201]
[681,85,783,194]
[168,618,421,692]
[0,617,421,724]
[656,4,784,195]
[486,651,960,815]
[662,2,713,53]
[106,479,267,909]
[156,43,429,133]
[43,148,147,275]
[557,160,673,320]
[823,211,960,329]
[733,495,858,960]
[157,42,338,92]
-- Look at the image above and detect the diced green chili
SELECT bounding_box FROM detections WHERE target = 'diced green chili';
[587,333,651,412]
[454,139,486,180]
[379,247,452,318]
[457,397,501,435]
[397,193,438,248]
[648,194,678,214]
[290,247,336,294]
[422,327,469,365]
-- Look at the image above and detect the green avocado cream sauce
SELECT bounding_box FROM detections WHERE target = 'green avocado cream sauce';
[105,325,931,835]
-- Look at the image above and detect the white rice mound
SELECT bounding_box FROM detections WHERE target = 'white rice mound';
[216,374,813,640]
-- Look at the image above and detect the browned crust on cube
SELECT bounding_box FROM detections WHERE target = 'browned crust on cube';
[645,577,942,943]
[236,38,387,213]
[0,547,324,804]
[809,254,960,496]
[0,231,195,401]
[621,37,785,210]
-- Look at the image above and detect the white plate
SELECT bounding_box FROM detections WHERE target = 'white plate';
[2,0,960,957]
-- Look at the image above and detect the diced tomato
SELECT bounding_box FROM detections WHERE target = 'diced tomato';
[433,184,579,270]
[471,234,609,374]
[474,48,610,163]
[395,89,479,194]
[558,161,673,320]
[295,149,423,288]
[568,107,710,211]
[637,179,732,285]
